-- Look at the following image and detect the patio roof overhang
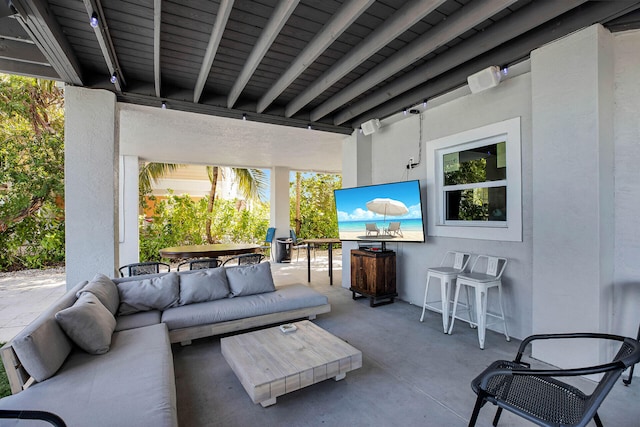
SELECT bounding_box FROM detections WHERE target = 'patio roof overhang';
[2,0,640,136]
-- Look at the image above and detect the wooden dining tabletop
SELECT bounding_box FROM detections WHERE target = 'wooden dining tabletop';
[159,243,261,259]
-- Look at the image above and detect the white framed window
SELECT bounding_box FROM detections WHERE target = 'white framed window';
[427,117,522,242]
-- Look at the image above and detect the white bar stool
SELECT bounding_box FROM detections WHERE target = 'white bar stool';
[420,251,470,333]
[447,255,510,349]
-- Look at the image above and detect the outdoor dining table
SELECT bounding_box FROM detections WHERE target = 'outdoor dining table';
[300,238,341,286]
[159,243,261,259]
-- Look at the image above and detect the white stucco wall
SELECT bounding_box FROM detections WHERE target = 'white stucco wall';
[613,29,640,339]
[342,25,639,369]
[119,155,139,267]
[363,71,533,340]
[531,25,615,367]
[65,87,119,286]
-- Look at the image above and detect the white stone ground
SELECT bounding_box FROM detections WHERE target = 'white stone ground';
[0,268,67,342]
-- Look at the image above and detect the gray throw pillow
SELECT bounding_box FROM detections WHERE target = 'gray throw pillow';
[179,268,230,305]
[225,262,276,297]
[76,273,120,315]
[117,272,180,315]
[55,293,116,355]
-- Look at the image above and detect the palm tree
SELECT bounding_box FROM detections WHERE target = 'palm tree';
[139,162,268,243]
[204,166,268,243]
[138,162,184,208]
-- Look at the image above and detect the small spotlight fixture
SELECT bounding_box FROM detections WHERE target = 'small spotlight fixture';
[501,66,509,76]
[110,72,117,84]
[90,12,99,28]
[161,101,167,110]
[242,113,247,121]
[423,99,427,108]
[307,124,313,130]
[403,108,408,115]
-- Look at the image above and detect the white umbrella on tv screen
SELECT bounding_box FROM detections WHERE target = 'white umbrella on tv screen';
[366,198,408,223]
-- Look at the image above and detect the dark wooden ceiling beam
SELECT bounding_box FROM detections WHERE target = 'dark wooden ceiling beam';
[227,0,300,109]
[310,0,518,122]
[0,16,31,41]
[0,38,48,64]
[83,0,126,92]
[350,0,640,129]
[256,0,375,114]
[10,0,83,84]
[284,0,447,118]
[153,0,161,98]
[0,58,59,79]
[193,0,234,104]
[333,0,587,126]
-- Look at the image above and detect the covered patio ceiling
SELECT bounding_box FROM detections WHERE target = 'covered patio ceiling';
[2,1,640,135]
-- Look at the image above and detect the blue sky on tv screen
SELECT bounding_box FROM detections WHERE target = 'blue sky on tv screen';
[334,181,423,222]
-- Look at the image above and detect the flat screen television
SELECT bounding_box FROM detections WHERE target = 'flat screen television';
[333,180,426,247]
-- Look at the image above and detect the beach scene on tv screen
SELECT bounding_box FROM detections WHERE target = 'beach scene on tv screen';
[335,181,425,242]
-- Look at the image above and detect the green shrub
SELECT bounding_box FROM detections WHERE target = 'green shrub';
[139,193,269,262]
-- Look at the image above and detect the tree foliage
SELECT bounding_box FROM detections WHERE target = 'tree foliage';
[0,74,65,270]
[289,173,341,239]
[140,193,269,262]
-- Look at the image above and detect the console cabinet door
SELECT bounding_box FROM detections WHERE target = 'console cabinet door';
[350,250,396,297]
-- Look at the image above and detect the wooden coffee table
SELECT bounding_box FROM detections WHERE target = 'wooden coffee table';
[221,320,362,407]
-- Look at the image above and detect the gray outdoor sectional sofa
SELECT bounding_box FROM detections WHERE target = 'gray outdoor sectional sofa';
[0,262,330,426]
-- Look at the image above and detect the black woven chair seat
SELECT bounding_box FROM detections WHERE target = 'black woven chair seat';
[467,333,640,427]
[472,361,589,425]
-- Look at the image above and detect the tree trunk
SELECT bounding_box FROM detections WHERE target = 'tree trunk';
[205,166,219,244]
[295,171,301,235]
[0,197,44,233]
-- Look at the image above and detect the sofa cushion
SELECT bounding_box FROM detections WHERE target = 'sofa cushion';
[0,323,178,427]
[115,310,162,332]
[76,273,120,315]
[117,272,180,315]
[10,281,86,382]
[55,293,116,354]
[225,262,276,297]
[162,284,328,330]
[178,268,230,305]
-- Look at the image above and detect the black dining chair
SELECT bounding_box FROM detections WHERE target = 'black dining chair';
[222,253,264,266]
[177,258,221,271]
[468,332,640,427]
[118,261,170,277]
[624,323,640,385]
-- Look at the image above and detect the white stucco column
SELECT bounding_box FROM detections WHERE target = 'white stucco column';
[270,166,291,241]
[531,24,615,367]
[340,131,372,288]
[119,155,139,267]
[64,86,119,287]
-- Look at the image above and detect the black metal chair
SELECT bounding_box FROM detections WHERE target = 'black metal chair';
[118,261,170,277]
[290,229,313,262]
[624,323,640,385]
[177,257,221,271]
[468,332,640,427]
[222,253,264,266]
[0,410,67,426]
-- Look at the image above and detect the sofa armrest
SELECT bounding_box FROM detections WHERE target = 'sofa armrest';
[1,343,34,395]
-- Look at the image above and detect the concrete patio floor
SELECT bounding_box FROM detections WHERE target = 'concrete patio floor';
[1,252,639,426]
